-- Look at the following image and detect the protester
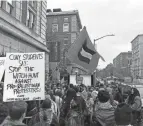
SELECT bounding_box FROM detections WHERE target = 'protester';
[26,101,38,117]
[45,92,58,117]
[91,89,98,101]
[127,88,142,126]
[59,86,76,126]
[1,101,27,126]
[85,92,94,126]
[114,87,123,103]
[54,90,63,120]
[81,85,88,101]
[28,98,58,126]
[0,93,8,124]
[65,86,86,126]
[115,102,133,125]
[106,86,115,106]
[93,90,115,126]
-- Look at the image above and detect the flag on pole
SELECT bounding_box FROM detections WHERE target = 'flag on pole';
[66,26,103,73]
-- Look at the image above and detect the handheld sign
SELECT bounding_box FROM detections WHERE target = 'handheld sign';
[3,52,45,102]
[0,57,5,82]
[70,74,91,86]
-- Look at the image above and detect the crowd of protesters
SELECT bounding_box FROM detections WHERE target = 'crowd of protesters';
[0,81,142,126]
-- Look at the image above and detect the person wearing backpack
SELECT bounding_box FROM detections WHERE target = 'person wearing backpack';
[92,90,116,126]
[127,88,142,126]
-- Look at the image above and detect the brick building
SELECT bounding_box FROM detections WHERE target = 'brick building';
[46,9,88,81]
[113,51,132,77]
[0,1,49,76]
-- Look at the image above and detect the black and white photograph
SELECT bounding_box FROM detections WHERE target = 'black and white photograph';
[0,0,143,126]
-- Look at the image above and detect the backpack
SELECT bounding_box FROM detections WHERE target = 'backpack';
[115,103,132,125]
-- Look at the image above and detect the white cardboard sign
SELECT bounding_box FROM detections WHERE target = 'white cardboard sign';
[3,52,45,102]
[0,57,5,82]
[70,74,91,86]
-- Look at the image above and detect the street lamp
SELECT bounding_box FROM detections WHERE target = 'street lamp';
[94,34,115,45]
[93,34,115,86]
[94,34,115,42]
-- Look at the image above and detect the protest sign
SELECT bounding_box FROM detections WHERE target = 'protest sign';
[3,52,45,102]
[70,74,91,86]
[0,57,5,82]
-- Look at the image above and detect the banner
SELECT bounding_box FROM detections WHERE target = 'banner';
[0,57,5,81]
[3,52,45,102]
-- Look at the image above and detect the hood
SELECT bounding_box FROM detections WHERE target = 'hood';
[96,101,113,110]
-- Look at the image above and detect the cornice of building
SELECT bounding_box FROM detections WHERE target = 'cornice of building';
[114,51,132,60]
[47,10,82,29]
[0,8,49,53]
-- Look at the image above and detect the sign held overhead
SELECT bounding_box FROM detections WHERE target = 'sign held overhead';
[3,52,45,102]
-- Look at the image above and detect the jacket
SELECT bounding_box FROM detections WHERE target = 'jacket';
[1,116,26,126]
[0,103,8,124]
[115,103,132,125]
[28,109,58,126]
[131,96,142,111]
[95,101,115,126]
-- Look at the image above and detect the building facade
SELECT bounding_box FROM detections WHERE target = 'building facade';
[0,1,49,78]
[113,51,132,77]
[47,9,87,81]
[131,35,143,82]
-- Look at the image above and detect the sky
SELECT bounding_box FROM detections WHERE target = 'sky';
[48,0,143,69]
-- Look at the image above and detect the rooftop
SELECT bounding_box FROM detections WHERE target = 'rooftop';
[114,51,132,59]
[47,9,82,29]
[131,34,143,43]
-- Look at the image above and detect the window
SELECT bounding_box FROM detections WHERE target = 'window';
[7,0,12,5]
[0,1,4,8]
[7,3,13,14]
[71,16,77,32]
[29,1,37,9]
[6,0,13,14]
[64,17,69,22]
[33,1,37,9]
[63,23,69,32]
[64,37,68,45]
[52,24,58,32]
[71,33,76,43]
[27,10,35,30]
